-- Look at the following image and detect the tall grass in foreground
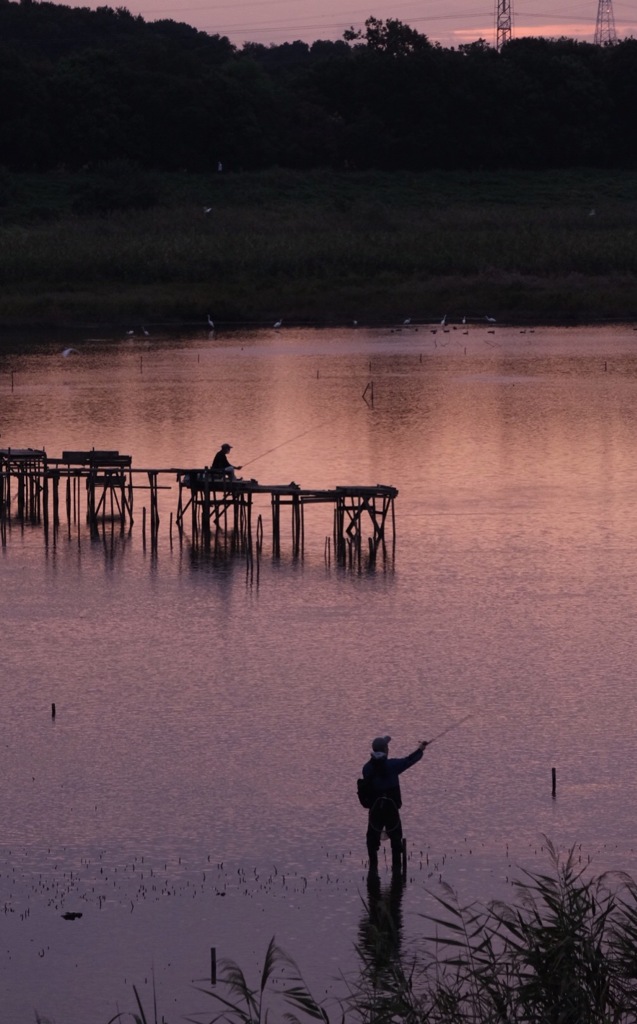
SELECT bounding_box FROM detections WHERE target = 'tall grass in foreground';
[124,839,637,1024]
[351,838,637,1024]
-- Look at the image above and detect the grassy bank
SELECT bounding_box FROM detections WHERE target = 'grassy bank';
[2,167,637,328]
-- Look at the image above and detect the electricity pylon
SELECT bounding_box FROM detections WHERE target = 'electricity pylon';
[594,0,617,44]
[495,0,513,50]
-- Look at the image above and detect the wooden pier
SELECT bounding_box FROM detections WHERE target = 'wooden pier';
[1,448,398,565]
[0,448,47,527]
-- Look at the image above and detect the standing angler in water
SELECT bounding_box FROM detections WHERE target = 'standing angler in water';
[362,735,427,874]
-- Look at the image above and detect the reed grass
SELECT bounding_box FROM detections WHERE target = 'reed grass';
[2,168,637,325]
[353,837,637,1023]
[167,840,637,1024]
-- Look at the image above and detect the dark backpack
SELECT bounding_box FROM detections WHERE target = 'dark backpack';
[357,775,376,808]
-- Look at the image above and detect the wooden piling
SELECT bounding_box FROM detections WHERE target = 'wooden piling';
[552,767,556,797]
[43,468,49,534]
[52,471,60,528]
[272,493,281,557]
[256,514,263,553]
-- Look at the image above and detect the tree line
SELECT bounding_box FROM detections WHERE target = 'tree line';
[1,0,637,173]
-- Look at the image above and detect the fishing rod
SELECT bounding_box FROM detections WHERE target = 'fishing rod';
[424,713,473,747]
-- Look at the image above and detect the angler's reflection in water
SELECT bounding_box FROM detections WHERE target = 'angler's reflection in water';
[357,868,406,988]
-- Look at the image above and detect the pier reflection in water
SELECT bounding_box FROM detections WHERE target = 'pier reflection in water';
[2,324,637,1022]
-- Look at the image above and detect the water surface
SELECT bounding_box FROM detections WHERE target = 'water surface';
[2,323,637,1022]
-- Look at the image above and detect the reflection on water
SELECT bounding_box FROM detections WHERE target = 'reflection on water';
[358,868,407,990]
[3,325,637,1021]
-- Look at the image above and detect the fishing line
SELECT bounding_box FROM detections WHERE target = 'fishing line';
[241,408,365,470]
[240,418,336,469]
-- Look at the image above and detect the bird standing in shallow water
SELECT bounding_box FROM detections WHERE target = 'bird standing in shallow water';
[274,319,283,329]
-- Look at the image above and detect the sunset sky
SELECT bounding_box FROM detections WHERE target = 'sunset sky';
[62,0,637,48]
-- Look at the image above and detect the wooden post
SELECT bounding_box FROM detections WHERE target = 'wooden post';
[292,493,300,557]
[210,947,217,985]
[552,767,556,798]
[272,494,280,557]
[53,472,60,528]
[43,468,49,535]
[202,475,211,547]
[246,491,253,551]
[256,513,263,553]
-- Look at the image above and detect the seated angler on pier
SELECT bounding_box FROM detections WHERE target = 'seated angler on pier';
[211,442,242,481]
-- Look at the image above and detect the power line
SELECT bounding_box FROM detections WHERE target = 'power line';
[69,0,636,44]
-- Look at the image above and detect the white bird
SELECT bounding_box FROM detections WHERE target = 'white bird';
[462,316,466,324]
[207,315,215,329]
[274,319,283,329]
[441,314,447,326]
[142,326,149,336]
[485,316,497,324]
[61,347,79,357]
[204,207,212,214]
[403,318,411,325]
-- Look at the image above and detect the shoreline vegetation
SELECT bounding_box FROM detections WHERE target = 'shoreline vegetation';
[114,841,637,1024]
[2,167,637,331]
